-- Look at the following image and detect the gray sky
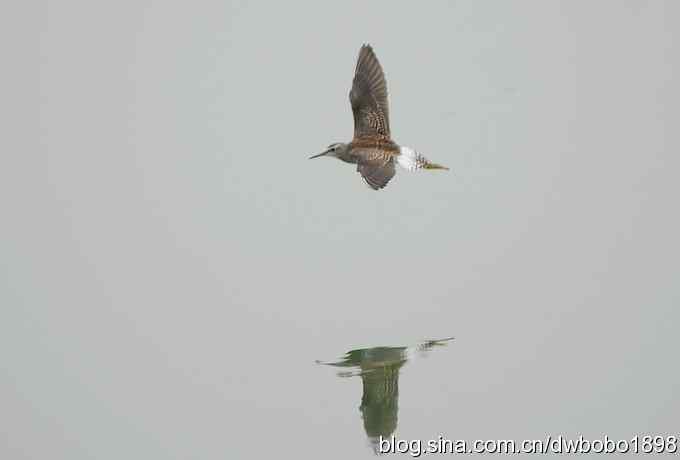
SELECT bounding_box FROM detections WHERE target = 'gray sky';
[4,1,680,458]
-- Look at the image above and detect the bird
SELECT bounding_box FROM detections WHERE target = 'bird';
[316,338,454,453]
[310,44,449,190]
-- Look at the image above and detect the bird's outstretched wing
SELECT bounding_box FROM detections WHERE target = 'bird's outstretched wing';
[350,45,390,140]
[357,156,395,190]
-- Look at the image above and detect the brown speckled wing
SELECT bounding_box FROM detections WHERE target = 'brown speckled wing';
[349,45,391,140]
[357,155,396,190]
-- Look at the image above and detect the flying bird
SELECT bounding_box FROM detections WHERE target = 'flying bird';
[310,44,448,190]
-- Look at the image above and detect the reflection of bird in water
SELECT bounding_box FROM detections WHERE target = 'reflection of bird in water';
[309,45,449,190]
[317,338,453,453]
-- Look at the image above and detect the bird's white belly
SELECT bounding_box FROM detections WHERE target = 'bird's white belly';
[396,146,427,171]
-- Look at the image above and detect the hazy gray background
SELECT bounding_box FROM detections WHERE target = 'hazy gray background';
[4,1,679,458]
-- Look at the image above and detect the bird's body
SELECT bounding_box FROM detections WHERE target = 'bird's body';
[310,44,448,190]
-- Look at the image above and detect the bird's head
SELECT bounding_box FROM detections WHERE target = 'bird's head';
[309,142,347,159]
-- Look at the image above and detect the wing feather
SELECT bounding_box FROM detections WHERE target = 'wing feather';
[349,45,391,140]
[357,156,396,190]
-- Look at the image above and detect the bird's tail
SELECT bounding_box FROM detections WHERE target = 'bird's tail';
[396,146,449,172]
[423,162,449,170]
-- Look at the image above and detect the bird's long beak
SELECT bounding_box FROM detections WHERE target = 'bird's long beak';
[309,148,331,159]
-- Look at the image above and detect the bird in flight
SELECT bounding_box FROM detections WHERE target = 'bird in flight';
[310,44,449,190]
